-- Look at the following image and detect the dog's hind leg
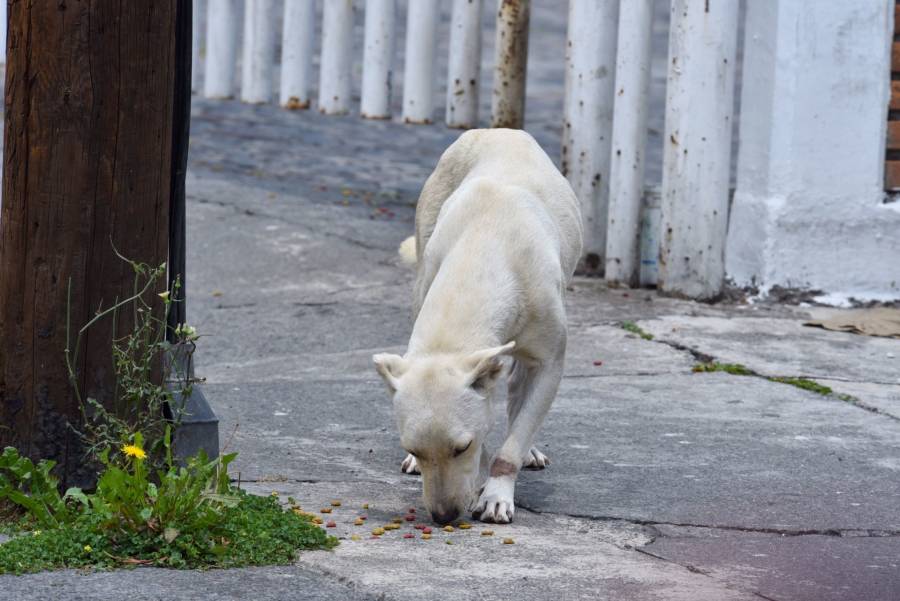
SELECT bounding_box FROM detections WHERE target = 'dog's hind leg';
[400,453,420,475]
[507,359,550,470]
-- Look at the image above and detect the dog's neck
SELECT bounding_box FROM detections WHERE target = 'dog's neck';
[406,244,518,357]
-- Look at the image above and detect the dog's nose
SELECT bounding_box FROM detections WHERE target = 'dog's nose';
[431,507,459,525]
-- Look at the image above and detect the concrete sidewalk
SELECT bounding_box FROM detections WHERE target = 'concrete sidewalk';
[2,95,899,601]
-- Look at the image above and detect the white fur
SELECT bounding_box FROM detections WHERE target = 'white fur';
[374,129,583,524]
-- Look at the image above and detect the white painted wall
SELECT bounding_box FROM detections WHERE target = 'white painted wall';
[727,0,900,303]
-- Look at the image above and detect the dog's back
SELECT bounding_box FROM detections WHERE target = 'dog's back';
[413,129,583,282]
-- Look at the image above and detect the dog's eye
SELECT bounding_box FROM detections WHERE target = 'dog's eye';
[453,441,472,457]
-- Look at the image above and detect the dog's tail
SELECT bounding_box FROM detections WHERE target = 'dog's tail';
[398,236,417,266]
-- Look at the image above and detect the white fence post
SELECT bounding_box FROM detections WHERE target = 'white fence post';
[659,0,739,300]
[204,0,239,99]
[191,0,204,92]
[446,0,483,129]
[561,0,618,274]
[402,0,440,124]
[605,0,653,286]
[361,0,397,119]
[319,0,355,115]
[280,0,316,109]
[242,0,277,104]
[490,0,530,129]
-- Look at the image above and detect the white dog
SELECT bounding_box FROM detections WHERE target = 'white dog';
[373,129,582,524]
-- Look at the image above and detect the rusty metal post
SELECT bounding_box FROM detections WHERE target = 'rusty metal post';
[319,0,355,115]
[402,0,440,124]
[490,0,530,129]
[361,0,397,119]
[280,0,316,109]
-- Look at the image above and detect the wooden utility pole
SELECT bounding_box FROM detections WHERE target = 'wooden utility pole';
[0,1,192,487]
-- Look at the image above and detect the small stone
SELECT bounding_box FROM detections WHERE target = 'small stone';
[502,538,515,544]
[443,525,455,533]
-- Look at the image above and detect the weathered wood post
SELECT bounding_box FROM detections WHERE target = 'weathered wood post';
[490,0,530,129]
[280,0,317,109]
[319,0,355,114]
[242,0,278,104]
[605,0,654,287]
[402,0,440,124]
[361,0,397,119]
[204,0,239,98]
[659,0,739,300]
[0,1,195,487]
[561,0,618,274]
[446,0,483,129]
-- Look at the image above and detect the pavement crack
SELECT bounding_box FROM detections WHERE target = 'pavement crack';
[515,502,900,538]
[646,337,900,422]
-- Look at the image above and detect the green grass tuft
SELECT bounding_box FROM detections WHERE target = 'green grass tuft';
[0,491,336,574]
[692,362,755,376]
[766,377,832,396]
[621,321,654,340]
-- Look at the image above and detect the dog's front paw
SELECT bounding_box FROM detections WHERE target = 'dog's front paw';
[523,446,550,470]
[472,477,515,523]
[400,453,420,474]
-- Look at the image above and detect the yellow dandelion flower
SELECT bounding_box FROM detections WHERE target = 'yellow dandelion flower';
[84,545,92,553]
[122,444,146,460]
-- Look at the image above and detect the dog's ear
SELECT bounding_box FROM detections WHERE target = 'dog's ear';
[373,353,407,392]
[464,341,516,394]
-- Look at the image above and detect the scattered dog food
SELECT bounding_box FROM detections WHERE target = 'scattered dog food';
[384,524,400,531]
[443,525,455,533]
[446,540,453,545]
[459,522,471,530]
[350,534,361,541]
[353,518,365,526]
[481,530,494,536]
[502,538,515,545]
[362,503,370,509]
[414,524,426,530]
[593,360,603,366]
[404,515,416,521]
[320,508,332,514]
[330,500,342,507]
[391,517,404,524]
[326,521,336,528]
[408,507,416,513]
[312,517,324,525]
[403,533,415,539]
[372,527,385,536]
[422,534,432,540]
[422,527,433,534]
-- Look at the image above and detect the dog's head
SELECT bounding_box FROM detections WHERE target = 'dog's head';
[373,341,515,524]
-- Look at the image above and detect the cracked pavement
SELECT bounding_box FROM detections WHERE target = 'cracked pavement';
[3,4,899,599]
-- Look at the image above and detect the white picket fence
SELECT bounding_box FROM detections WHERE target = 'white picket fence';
[192,0,741,300]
